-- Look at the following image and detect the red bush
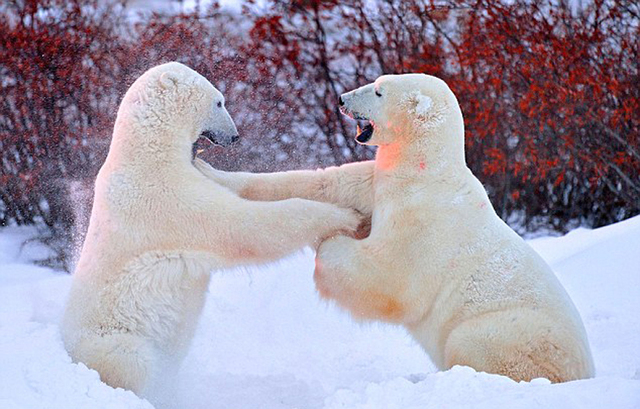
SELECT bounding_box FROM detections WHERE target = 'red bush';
[247,0,639,230]
[0,0,638,269]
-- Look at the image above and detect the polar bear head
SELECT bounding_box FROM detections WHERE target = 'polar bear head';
[119,61,239,147]
[339,74,462,147]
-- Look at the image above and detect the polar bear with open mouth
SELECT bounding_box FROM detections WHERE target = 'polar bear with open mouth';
[315,73,595,382]
[209,74,595,383]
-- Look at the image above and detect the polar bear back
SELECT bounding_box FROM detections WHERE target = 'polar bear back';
[381,170,590,373]
[379,169,581,317]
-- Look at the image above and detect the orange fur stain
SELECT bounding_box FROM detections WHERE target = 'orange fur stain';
[239,184,266,201]
[360,290,405,321]
[233,246,258,260]
[313,259,332,298]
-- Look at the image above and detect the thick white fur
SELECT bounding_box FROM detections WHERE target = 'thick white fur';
[317,74,595,382]
[193,157,376,228]
[209,74,595,383]
[61,62,361,401]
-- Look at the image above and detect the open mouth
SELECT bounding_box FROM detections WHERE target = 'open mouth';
[340,107,374,144]
[200,130,239,147]
[201,130,221,146]
[355,121,374,144]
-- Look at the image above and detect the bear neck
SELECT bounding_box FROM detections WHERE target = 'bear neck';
[375,114,466,181]
[107,113,194,170]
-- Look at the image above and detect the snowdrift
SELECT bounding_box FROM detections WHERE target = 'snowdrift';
[1,217,639,409]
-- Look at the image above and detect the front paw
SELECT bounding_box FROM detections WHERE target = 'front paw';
[354,216,372,240]
[314,235,352,298]
[314,238,340,298]
[317,235,351,259]
[326,208,362,240]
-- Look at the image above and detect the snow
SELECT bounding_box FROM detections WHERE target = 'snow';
[1,217,639,409]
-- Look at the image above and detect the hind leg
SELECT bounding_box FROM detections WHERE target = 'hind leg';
[443,311,593,382]
[76,333,158,394]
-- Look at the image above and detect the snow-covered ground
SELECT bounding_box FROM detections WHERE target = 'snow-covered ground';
[1,217,639,409]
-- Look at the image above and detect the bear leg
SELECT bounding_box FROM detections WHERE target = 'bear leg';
[315,235,408,323]
[443,311,594,382]
[77,332,157,394]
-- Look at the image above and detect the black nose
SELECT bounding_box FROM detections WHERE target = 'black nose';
[338,96,344,106]
[231,134,239,143]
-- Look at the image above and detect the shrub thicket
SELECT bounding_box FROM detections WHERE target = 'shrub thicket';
[1,0,638,269]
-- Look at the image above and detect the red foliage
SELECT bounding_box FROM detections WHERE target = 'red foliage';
[1,0,639,269]
[450,0,640,228]
[247,0,639,229]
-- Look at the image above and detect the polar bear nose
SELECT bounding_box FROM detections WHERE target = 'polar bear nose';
[338,96,345,106]
[231,134,239,143]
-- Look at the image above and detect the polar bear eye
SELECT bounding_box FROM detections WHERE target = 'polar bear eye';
[217,101,222,108]
[375,90,382,97]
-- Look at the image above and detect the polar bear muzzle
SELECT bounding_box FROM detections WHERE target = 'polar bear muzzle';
[201,130,239,147]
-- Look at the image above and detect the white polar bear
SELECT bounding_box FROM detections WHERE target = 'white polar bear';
[316,74,595,382]
[208,74,595,383]
[61,62,362,401]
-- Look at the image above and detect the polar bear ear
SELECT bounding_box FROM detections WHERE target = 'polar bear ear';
[159,72,179,90]
[403,91,432,115]
[413,92,433,117]
[403,90,446,129]
[414,94,433,116]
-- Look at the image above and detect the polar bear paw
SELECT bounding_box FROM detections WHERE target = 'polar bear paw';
[320,207,362,243]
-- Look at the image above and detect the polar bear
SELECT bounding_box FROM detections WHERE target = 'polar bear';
[315,74,595,382]
[61,62,362,401]
[207,74,595,383]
